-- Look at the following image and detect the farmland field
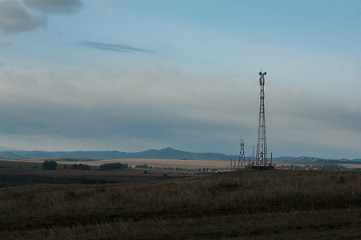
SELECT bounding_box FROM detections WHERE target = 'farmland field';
[0,158,230,169]
[1,166,361,239]
[339,163,361,169]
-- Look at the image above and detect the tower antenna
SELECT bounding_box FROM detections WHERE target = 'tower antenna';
[246,72,274,170]
[256,71,267,166]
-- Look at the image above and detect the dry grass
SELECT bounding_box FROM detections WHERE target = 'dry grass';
[339,163,361,169]
[1,158,230,169]
[1,170,361,239]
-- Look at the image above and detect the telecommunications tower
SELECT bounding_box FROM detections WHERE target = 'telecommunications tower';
[256,72,269,167]
[238,138,245,168]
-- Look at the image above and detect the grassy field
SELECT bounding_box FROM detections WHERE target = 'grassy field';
[0,158,230,170]
[0,166,185,188]
[1,167,361,239]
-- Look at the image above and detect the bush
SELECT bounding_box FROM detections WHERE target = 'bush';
[99,163,128,171]
[42,161,57,170]
[135,164,149,169]
[70,164,90,170]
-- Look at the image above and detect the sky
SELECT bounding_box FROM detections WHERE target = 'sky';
[0,0,360,159]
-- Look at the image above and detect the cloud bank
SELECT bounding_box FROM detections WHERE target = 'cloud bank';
[0,64,360,158]
[0,0,83,33]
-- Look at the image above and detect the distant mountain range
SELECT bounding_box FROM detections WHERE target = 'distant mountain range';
[0,147,236,160]
[0,147,360,163]
[273,156,361,163]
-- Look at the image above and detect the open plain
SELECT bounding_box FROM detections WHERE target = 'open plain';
[1,163,361,240]
[1,158,230,170]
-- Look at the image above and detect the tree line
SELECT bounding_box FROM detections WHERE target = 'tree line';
[42,161,128,171]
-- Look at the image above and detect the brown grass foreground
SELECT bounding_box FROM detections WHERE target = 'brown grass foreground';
[1,170,361,239]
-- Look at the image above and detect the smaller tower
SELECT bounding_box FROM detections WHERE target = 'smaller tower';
[238,138,245,168]
[232,158,237,171]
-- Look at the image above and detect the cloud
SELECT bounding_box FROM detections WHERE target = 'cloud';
[24,0,84,14]
[0,0,46,34]
[0,0,83,34]
[80,41,155,53]
[0,41,11,47]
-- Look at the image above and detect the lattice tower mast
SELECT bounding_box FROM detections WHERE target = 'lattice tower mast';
[238,138,245,168]
[256,72,267,166]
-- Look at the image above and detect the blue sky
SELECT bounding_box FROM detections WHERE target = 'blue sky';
[0,0,360,159]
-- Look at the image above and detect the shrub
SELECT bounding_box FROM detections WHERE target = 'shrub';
[70,164,90,170]
[135,164,149,169]
[42,161,57,170]
[99,163,128,171]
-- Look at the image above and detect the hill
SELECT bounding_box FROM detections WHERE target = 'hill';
[0,147,359,162]
[0,151,23,160]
